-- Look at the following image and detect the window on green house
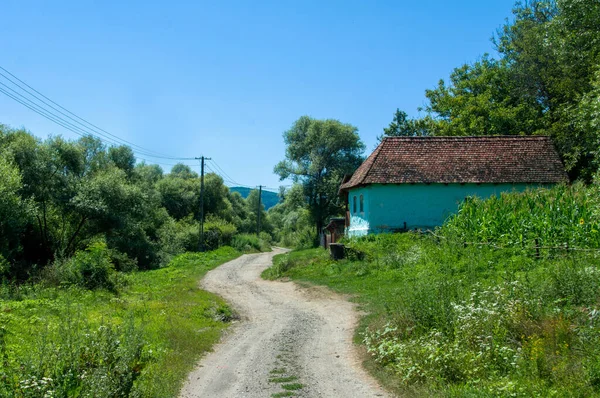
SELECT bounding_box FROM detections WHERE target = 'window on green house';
[353,196,357,213]
[360,195,364,213]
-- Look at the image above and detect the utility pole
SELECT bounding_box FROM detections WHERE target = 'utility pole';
[257,185,262,236]
[195,156,211,251]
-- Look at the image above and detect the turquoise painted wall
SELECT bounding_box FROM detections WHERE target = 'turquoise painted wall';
[347,183,536,237]
[347,186,371,236]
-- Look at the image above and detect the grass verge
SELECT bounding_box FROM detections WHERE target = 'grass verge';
[264,234,600,397]
[0,246,241,397]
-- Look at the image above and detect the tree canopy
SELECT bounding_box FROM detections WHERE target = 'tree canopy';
[274,116,364,234]
[0,124,278,280]
[381,0,600,181]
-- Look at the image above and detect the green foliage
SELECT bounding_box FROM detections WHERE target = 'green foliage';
[0,124,274,279]
[379,109,433,140]
[52,242,117,291]
[156,171,199,220]
[0,314,145,398]
[230,186,280,210]
[0,247,241,397]
[266,200,600,396]
[573,70,600,176]
[424,55,544,137]
[274,116,365,233]
[0,154,30,274]
[202,174,234,219]
[269,184,317,248]
[239,189,273,235]
[261,248,327,280]
[231,234,271,253]
[158,215,200,258]
[204,217,238,250]
[441,183,600,249]
[108,145,136,176]
[389,0,600,180]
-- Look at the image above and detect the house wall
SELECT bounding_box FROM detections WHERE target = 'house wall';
[347,186,372,236]
[347,183,539,237]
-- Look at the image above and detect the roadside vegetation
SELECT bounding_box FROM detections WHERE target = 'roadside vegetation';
[264,182,600,397]
[1,0,598,397]
[269,0,600,251]
[264,6,600,394]
[0,247,240,397]
[0,124,273,397]
[0,124,272,281]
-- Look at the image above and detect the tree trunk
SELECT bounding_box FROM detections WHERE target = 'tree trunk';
[65,216,87,256]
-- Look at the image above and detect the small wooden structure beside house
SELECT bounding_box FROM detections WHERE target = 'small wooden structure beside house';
[322,217,346,249]
[339,136,568,237]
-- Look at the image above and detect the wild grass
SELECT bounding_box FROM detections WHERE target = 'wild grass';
[232,233,272,253]
[267,183,600,397]
[0,247,240,397]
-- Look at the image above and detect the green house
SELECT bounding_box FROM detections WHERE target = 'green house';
[339,136,568,237]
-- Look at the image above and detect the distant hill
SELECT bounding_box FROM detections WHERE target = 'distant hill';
[229,187,280,210]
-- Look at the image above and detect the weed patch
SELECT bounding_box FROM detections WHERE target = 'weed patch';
[281,383,303,390]
[269,376,299,383]
[271,392,295,397]
[265,229,600,396]
[0,247,240,397]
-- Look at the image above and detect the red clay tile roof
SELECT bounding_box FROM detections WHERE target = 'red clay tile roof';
[340,136,568,191]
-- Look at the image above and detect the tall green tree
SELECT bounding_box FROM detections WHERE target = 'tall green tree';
[379,109,432,140]
[0,155,29,272]
[240,189,272,235]
[0,127,177,272]
[268,183,313,247]
[202,173,231,220]
[108,145,136,176]
[274,116,364,234]
[391,0,600,180]
[423,56,545,136]
[495,0,600,180]
[156,173,198,221]
[573,71,600,176]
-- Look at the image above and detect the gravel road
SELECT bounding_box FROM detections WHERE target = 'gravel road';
[180,248,390,398]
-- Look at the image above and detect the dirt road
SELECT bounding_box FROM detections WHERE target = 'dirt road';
[180,248,389,398]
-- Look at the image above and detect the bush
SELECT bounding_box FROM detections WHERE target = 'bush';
[0,315,146,398]
[231,234,271,252]
[158,216,239,257]
[53,242,116,291]
[110,249,138,273]
[0,254,9,280]
[204,217,237,247]
[279,225,317,249]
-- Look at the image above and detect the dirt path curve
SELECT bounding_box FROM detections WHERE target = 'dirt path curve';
[180,248,390,398]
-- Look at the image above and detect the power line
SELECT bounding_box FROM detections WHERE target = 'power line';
[0,66,189,159]
[0,86,195,168]
[0,83,123,146]
[0,82,191,163]
[208,159,257,189]
[0,67,285,187]
[204,163,252,188]
[0,66,195,161]
[209,159,238,184]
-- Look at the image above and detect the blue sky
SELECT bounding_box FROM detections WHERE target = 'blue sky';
[1,0,516,190]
